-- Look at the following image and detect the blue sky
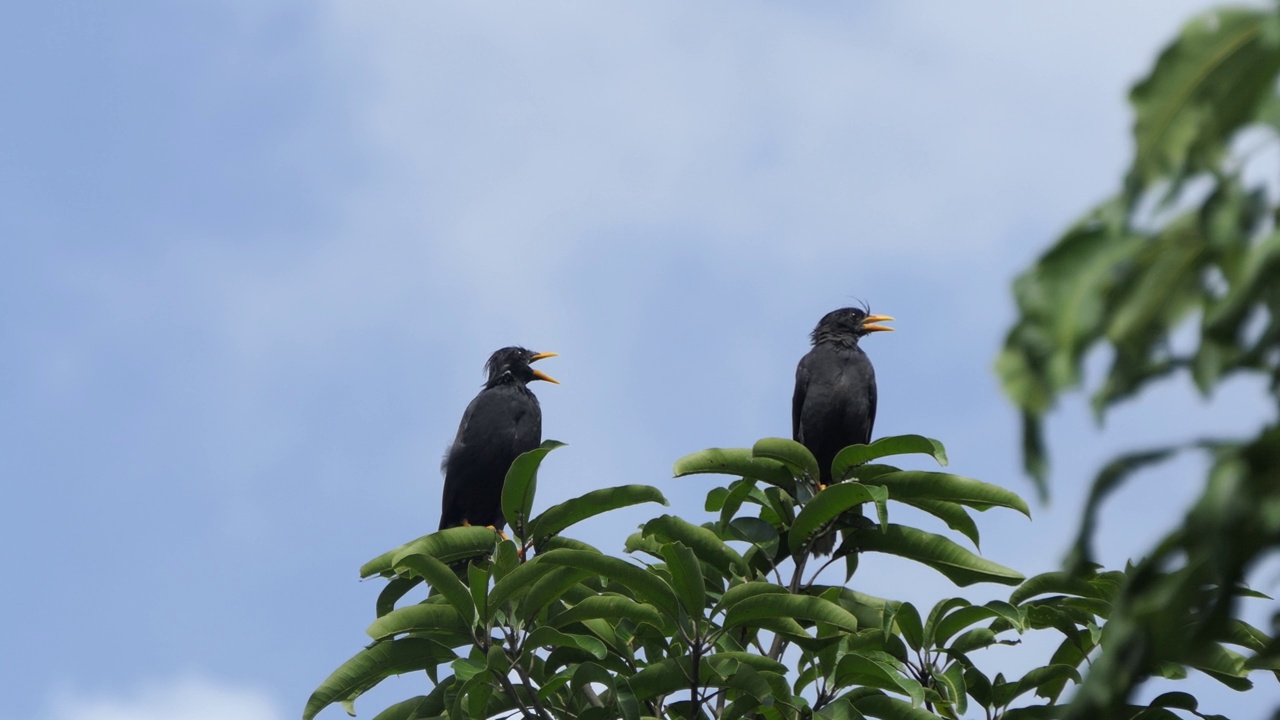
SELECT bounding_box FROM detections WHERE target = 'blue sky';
[4,2,1278,718]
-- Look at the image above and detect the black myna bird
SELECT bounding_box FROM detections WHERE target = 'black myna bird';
[793,307,893,552]
[439,347,558,532]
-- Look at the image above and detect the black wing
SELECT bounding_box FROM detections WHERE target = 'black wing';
[792,353,811,442]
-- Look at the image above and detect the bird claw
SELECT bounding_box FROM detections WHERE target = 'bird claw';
[817,483,827,492]
[485,525,509,542]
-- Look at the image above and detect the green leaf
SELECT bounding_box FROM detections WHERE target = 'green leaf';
[661,541,706,615]
[851,693,940,719]
[724,593,859,633]
[527,484,667,545]
[950,628,998,653]
[1066,445,1182,571]
[538,549,681,619]
[936,662,968,718]
[517,565,594,621]
[922,597,970,650]
[714,581,789,615]
[527,626,608,660]
[673,447,794,487]
[896,498,980,548]
[629,653,787,700]
[555,594,666,630]
[369,695,435,720]
[852,524,1024,587]
[361,526,499,578]
[893,602,923,652]
[501,440,565,541]
[392,553,476,624]
[862,471,1030,517]
[752,437,820,483]
[837,654,925,707]
[366,602,469,640]
[1128,7,1280,193]
[643,514,749,576]
[303,639,452,720]
[375,576,422,618]
[1010,571,1107,605]
[790,483,888,554]
[832,435,949,480]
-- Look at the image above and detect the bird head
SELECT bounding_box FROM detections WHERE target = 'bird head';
[484,346,560,386]
[811,307,894,345]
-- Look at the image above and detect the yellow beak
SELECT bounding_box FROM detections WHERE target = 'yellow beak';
[861,315,895,333]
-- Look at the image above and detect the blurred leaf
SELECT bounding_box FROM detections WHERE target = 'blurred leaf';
[528,484,667,546]
[832,435,949,480]
[752,437,821,484]
[673,447,794,488]
[1127,7,1280,194]
[853,524,1024,586]
[501,440,565,542]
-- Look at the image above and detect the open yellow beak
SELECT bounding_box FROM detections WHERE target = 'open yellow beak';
[529,352,559,384]
[860,315,895,333]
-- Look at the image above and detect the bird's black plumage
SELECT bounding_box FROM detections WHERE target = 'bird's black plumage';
[793,307,893,553]
[438,347,558,532]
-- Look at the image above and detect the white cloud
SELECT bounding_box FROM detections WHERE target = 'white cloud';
[44,677,282,720]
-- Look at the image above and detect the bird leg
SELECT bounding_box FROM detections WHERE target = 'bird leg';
[485,525,510,542]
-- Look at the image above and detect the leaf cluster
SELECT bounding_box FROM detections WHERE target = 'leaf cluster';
[997,4,1280,717]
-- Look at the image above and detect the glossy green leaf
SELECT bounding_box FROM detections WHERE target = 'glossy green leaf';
[862,471,1030,517]
[538,549,680,619]
[555,594,665,630]
[369,695,435,720]
[790,483,888,553]
[527,484,667,545]
[629,653,786,700]
[361,525,499,578]
[375,576,422,618]
[851,693,940,719]
[724,593,859,633]
[501,440,565,541]
[643,514,748,576]
[661,541,706,614]
[672,447,794,487]
[527,626,608,660]
[714,581,789,615]
[852,524,1024,586]
[752,437,821,483]
[896,498,980,547]
[366,602,469,641]
[892,602,923,652]
[831,435,949,480]
[392,553,475,624]
[303,639,452,720]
